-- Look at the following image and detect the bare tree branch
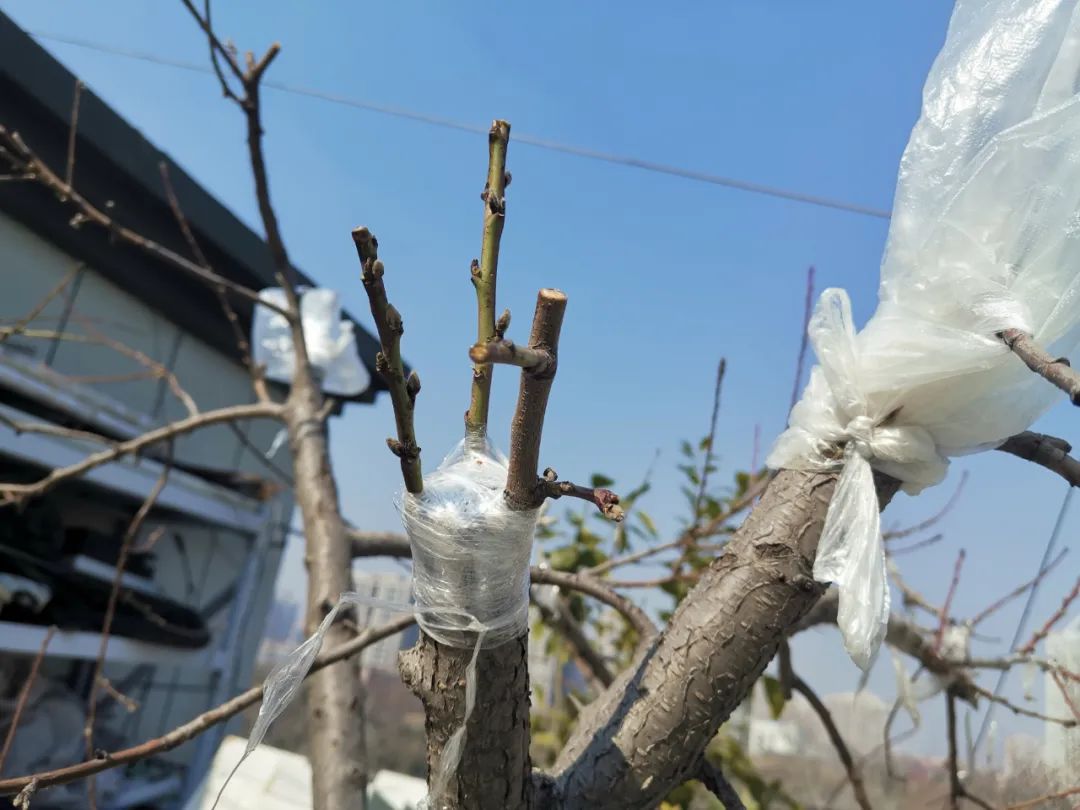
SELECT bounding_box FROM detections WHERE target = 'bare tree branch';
[0,127,289,318]
[0,627,55,777]
[539,469,624,521]
[0,401,281,505]
[791,675,872,810]
[697,757,746,810]
[85,450,172,808]
[0,616,415,797]
[1020,574,1080,654]
[997,431,1080,486]
[1000,328,1080,405]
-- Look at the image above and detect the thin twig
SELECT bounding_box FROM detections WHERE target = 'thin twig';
[0,263,83,348]
[693,359,726,525]
[1005,786,1080,810]
[504,289,568,510]
[789,265,815,413]
[997,431,1080,487]
[945,689,995,810]
[530,567,657,642]
[584,477,767,577]
[540,469,623,521]
[1000,328,1080,405]
[934,549,966,654]
[889,533,945,557]
[1050,667,1080,723]
[0,627,56,777]
[465,120,511,439]
[791,675,871,810]
[0,615,415,797]
[352,227,422,494]
[883,472,968,541]
[970,684,1076,726]
[0,127,289,318]
[971,548,1069,626]
[697,757,746,810]
[84,450,172,807]
[0,401,282,506]
[65,80,83,188]
[531,590,614,689]
[1019,574,1080,654]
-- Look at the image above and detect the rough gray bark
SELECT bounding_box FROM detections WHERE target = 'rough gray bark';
[549,468,900,810]
[287,383,367,810]
[400,633,532,810]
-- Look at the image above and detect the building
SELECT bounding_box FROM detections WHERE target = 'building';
[352,571,413,675]
[1044,617,1080,787]
[0,12,387,807]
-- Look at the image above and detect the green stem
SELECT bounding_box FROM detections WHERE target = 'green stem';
[465,120,511,442]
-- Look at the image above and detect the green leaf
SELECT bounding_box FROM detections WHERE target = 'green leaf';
[680,440,694,458]
[699,435,713,451]
[761,675,788,720]
[590,473,615,488]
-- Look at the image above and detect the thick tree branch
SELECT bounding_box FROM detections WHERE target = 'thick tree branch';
[465,120,511,438]
[353,227,423,493]
[1000,328,1080,405]
[551,470,903,809]
[0,616,414,797]
[997,430,1080,486]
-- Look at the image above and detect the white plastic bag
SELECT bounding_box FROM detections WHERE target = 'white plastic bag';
[251,287,371,396]
[770,0,1080,670]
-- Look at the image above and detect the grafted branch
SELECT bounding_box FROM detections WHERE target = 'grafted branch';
[353,226,423,493]
[465,120,511,438]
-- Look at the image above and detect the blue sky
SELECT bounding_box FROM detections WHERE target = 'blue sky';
[2,1,1076,758]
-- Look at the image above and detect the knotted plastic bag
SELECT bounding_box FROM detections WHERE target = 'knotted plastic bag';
[769,0,1080,670]
[252,287,371,396]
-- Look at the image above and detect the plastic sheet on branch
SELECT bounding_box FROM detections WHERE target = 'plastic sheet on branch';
[769,0,1080,670]
[252,287,371,396]
[404,436,538,648]
[209,436,537,810]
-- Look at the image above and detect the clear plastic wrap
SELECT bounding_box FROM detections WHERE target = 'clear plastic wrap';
[404,436,539,648]
[211,436,536,809]
[251,287,371,396]
[769,0,1080,670]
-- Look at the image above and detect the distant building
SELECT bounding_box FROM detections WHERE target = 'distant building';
[1044,617,1080,786]
[352,571,413,675]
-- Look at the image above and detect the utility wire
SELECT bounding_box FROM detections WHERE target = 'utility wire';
[29,30,892,221]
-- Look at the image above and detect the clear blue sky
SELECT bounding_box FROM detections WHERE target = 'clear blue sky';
[2,0,1076,758]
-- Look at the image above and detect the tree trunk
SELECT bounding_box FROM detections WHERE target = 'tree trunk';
[287,385,367,810]
[400,632,532,810]
[550,468,900,809]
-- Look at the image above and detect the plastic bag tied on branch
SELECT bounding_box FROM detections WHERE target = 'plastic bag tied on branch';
[769,0,1080,671]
